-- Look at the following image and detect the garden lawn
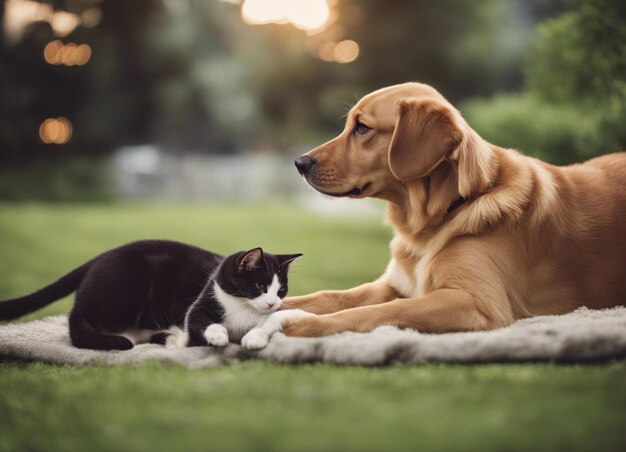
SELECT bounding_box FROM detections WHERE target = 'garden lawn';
[0,203,624,452]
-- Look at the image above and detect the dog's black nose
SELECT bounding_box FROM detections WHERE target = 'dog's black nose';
[294,156,315,175]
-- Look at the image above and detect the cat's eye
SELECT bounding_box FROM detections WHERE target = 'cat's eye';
[278,288,286,297]
[255,282,266,292]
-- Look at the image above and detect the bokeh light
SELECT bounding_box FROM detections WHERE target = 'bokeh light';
[81,8,103,28]
[241,0,330,31]
[49,11,81,37]
[287,0,330,30]
[318,41,336,62]
[241,0,285,24]
[4,0,102,42]
[44,41,92,66]
[39,117,73,144]
[333,39,359,63]
[43,40,62,63]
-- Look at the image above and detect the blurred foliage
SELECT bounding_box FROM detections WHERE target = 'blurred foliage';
[0,0,623,199]
[462,93,613,165]
[0,156,113,201]
[0,0,565,163]
[527,0,626,106]
[465,0,626,164]
[346,0,533,99]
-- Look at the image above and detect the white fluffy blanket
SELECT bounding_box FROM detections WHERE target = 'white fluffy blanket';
[1,307,625,367]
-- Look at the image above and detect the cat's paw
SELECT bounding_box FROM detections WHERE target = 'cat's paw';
[240,310,314,350]
[165,334,178,348]
[166,330,188,349]
[241,328,269,350]
[175,331,189,348]
[203,324,229,347]
[265,309,315,332]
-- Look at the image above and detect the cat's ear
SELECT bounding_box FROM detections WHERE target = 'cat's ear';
[237,248,264,272]
[277,253,303,268]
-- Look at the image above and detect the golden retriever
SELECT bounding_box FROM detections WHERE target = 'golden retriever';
[280,82,626,337]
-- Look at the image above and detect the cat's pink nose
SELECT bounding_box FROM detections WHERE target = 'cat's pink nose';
[266,302,275,308]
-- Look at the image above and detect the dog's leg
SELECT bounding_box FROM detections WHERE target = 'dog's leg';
[283,288,511,336]
[241,310,314,350]
[283,279,399,314]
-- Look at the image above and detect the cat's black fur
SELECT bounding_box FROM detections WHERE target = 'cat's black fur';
[0,240,301,350]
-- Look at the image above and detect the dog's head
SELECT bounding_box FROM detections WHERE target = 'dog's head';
[295,83,493,204]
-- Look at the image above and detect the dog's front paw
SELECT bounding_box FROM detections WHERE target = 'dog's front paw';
[266,309,315,331]
[203,324,229,347]
[241,328,269,350]
[240,310,316,349]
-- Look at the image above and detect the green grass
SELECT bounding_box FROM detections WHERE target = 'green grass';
[0,203,624,452]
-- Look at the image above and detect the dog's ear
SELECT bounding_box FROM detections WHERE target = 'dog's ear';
[456,133,495,198]
[388,99,463,181]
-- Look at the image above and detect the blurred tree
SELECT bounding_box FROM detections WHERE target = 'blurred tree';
[247,0,567,147]
[339,0,572,101]
[0,0,167,161]
[527,0,626,106]
[0,0,572,163]
[527,0,626,152]
[464,0,625,164]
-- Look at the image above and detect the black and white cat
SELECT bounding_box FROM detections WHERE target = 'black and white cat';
[0,240,302,351]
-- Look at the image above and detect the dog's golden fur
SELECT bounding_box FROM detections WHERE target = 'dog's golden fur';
[283,82,626,337]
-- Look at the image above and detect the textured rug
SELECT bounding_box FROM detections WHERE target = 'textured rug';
[1,307,625,367]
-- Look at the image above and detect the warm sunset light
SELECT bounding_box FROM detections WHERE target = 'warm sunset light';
[39,117,73,144]
[241,0,330,31]
[287,0,330,30]
[4,0,101,42]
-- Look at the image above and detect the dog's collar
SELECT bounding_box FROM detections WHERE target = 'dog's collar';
[447,196,468,215]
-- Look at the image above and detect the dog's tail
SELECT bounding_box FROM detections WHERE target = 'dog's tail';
[0,262,91,320]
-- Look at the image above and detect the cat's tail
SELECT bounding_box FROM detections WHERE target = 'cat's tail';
[0,262,91,320]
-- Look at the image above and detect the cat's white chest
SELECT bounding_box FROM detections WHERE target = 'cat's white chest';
[214,284,267,342]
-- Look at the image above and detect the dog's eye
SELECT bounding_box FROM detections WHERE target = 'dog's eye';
[255,282,266,292]
[354,122,371,135]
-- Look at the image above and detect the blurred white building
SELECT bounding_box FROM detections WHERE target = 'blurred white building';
[113,145,381,217]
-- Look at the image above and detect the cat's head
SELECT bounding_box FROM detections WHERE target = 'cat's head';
[215,247,302,313]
